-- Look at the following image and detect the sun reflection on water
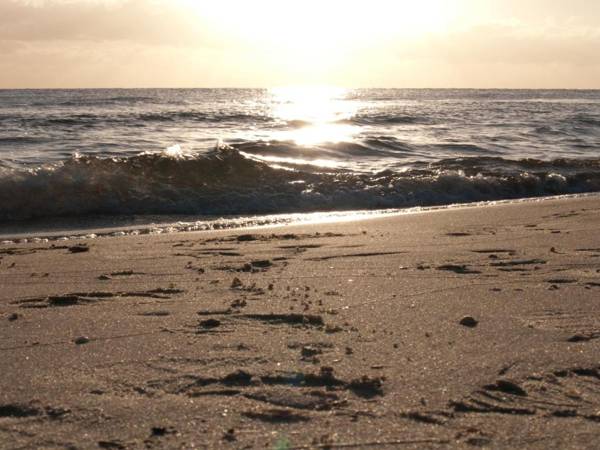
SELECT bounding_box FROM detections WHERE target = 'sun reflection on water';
[268,86,358,147]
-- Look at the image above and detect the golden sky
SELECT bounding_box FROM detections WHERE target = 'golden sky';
[1,0,599,88]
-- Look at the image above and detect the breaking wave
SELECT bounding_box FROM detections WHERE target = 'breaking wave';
[1,145,600,222]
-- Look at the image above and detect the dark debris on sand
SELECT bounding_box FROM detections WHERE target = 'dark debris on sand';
[68,244,90,253]
[459,316,479,328]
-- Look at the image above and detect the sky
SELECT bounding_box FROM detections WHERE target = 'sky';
[0,0,599,89]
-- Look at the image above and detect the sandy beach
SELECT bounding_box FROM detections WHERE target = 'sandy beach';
[1,195,599,449]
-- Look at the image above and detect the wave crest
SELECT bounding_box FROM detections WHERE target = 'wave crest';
[1,146,600,222]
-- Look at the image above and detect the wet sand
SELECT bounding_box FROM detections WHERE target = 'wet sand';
[1,196,600,449]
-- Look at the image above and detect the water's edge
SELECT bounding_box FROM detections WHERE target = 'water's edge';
[2,192,596,243]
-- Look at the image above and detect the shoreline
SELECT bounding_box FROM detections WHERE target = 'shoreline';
[2,192,599,242]
[1,194,599,448]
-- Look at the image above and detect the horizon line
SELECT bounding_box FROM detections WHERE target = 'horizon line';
[1,86,600,91]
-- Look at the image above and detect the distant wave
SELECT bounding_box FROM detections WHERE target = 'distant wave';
[572,114,600,128]
[339,113,431,126]
[1,145,599,222]
[235,139,413,161]
[235,139,499,164]
[138,111,272,124]
[0,136,46,144]
[29,96,157,107]
[1,111,433,129]
[1,111,274,128]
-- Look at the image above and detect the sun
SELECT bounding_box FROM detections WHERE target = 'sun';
[181,0,454,75]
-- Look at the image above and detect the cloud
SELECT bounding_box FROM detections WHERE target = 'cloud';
[0,0,241,87]
[1,0,599,87]
[0,0,219,47]
[396,23,600,67]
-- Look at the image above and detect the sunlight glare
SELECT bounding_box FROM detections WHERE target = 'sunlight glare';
[181,0,455,73]
[269,86,358,146]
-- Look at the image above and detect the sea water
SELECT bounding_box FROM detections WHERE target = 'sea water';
[1,88,599,226]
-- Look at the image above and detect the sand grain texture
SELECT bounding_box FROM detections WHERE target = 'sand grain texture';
[1,196,600,449]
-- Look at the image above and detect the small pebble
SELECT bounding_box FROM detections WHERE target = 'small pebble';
[151,426,176,436]
[459,316,478,328]
[74,336,90,345]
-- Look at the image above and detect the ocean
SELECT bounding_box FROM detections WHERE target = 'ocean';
[1,88,600,232]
